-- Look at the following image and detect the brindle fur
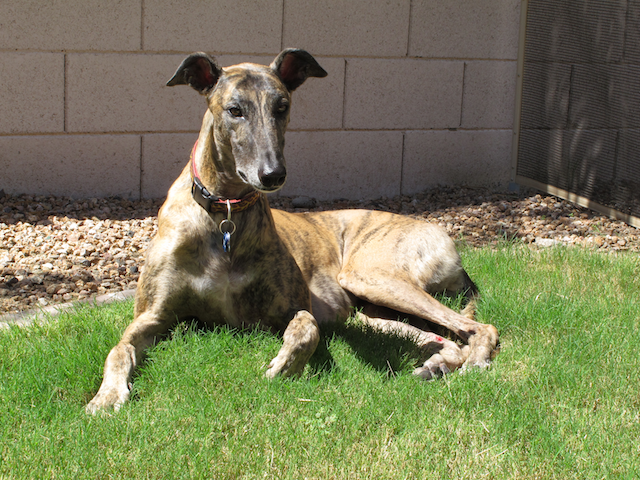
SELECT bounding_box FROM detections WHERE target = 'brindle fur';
[86,49,499,414]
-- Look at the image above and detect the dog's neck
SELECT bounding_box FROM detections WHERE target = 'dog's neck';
[191,153,262,215]
[189,123,274,253]
[191,113,260,203]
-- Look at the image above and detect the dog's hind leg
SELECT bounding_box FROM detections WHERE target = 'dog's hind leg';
[86,312,172,414]
[353,311,469,379]
[265,310,320,378]
[338,272,498,371]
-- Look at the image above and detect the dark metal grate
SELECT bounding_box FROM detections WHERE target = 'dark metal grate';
[516,0,640,224]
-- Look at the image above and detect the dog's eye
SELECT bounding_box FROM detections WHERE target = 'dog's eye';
[228,107,243,118]
[276,103,289,114]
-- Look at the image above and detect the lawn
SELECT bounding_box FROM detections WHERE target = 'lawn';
[1,244,639,479]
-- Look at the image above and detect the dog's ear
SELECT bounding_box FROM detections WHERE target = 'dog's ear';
[166,53,221,94]
[270,49,328,91]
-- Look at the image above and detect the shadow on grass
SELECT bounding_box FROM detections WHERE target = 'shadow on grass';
[96,315,445,408]
[308,321,425,379]
[137,318,427,382]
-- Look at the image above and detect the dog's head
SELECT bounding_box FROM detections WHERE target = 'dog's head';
[167,49,327,193]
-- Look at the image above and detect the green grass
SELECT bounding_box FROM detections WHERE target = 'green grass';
[1,244,639,479]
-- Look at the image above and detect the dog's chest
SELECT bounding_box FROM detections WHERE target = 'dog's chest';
[187,256,295,329]
[189,262,254,324]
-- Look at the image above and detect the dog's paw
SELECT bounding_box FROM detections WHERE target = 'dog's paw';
[459,359,492,374]
[265,351,306,379]
[265,358,295,379]
[463,324,499,370]
[413,347,466,381]
[413,362,450,380]
[265,358,286,379]
[85,384,130,415]
[266,311,319,379]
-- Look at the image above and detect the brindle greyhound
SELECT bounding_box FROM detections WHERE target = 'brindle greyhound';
[86,49,499,414]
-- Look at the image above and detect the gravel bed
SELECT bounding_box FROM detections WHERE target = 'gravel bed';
[1,186,638,314]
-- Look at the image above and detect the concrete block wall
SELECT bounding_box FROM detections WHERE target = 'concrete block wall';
[0,0,521,200]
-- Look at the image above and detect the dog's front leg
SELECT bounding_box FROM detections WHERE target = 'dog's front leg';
[86,312,169,414]
[266,310,320,378]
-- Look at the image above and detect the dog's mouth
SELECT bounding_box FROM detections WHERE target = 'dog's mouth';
[255,181,286,193]
[259,184,285,193]
[238,171,249,183]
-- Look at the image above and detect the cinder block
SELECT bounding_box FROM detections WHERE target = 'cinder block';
[563,130,617,193]
[461,61,518,129]
[142,134,198,199]
[568,64,640,129]
[516,129,565,186]
[0,135,141,199]
[402,130,512,194]
[143,0,282,53]
[517,129,624,201]
[280,131,404,200]
[66,54,206,133]
[613,130,640,210]
[0,0,141,51]
[283,0,410,56]
[344,59,463,130]
[624,0,640,63]
[616,129,640,183]
[517,129,618,193]
[409,0,520,60]
[217,54,345,131]
[216,54,275,66]
[520,63,571,129]
[66,52,341,134]
[288,57,344,130]
[0,53,64,134]
[525,0,626,64]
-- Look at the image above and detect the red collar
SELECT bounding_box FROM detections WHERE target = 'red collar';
[189,141,261,214]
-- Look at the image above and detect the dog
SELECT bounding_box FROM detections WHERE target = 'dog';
[86,49,499,414]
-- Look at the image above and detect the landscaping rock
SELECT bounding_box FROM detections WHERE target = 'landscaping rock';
[1,186,638,314]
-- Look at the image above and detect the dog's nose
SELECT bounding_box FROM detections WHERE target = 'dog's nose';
[259,164,287,190]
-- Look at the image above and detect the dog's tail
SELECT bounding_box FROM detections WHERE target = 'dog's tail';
[460,270,480,320]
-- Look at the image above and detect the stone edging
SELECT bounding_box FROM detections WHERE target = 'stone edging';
[0,289,136,329]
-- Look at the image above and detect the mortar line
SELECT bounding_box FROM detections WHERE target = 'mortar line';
[139,135,144,200]
[280,0,286,50]
[341,59,348,129]
[63,53,68,133]
[459,61,467,128]
[612,129,620,182]
[400,132,406,195]
[140,0,145,50]
[406,0,413,56]
[0,126,517,138]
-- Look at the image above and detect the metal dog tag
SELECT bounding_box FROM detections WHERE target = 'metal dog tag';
[219,200,236,253]
[222,231,231,252]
